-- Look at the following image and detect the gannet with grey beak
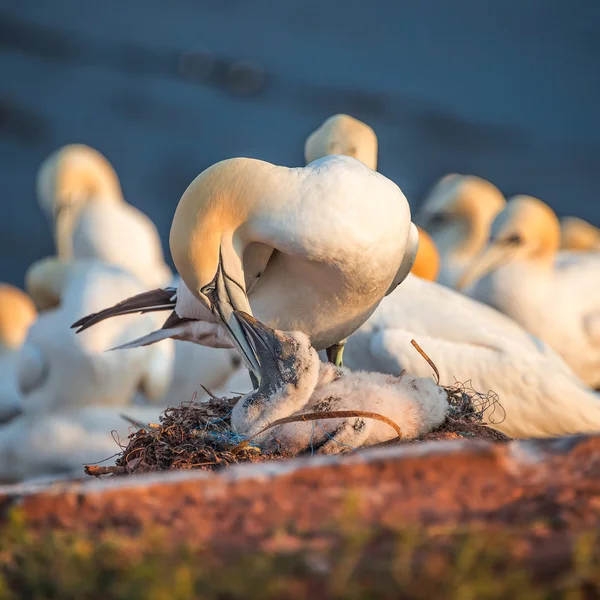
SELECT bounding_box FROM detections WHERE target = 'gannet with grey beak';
[37,144,172,289]
[231,312,448,454]
[72,155,418,379]
[415,174,506,289]
[458,195,600,388]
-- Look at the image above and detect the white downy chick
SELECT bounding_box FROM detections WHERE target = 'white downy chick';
[231,313,448,454]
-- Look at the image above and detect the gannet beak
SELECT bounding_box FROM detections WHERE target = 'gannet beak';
[53,204,75,258]
[456,244,514,291]
[236,311,288,391]
[236,311,278,361]
[201,260,262,381]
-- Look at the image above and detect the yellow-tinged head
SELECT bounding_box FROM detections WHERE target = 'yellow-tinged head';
[304,114,378,170]
[37,144,124,257]
[417,175,506,250]
[410,226,440,282]
[457,195,560,290]
[0,284,37,351]
[560,216,600,252]
[37,144,123,217]
[25,256,73,311]
[169,158,276,377]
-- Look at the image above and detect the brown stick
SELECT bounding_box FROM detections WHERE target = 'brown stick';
[411,339,440,384]
[233,410,403,453]
[84,465,127,477]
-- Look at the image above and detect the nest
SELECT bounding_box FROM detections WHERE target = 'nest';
[84,377,508,478]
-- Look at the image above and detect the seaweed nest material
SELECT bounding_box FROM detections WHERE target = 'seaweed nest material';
[85,379,508,479]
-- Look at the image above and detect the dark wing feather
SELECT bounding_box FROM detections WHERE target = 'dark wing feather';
[71,287,177,333]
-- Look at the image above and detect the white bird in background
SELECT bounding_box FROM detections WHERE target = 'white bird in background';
[17,261,175,413]
[36,144,173,289]
[304,114,378,171]
[560,216,600,252]
[0,285,37,422]
[0,404,163,483]
[231,312,449,453]
[458,195,600,388]
[21,258,241,408]
[72,155,418,377]
[343,231,600,439]
[415,174,506,289]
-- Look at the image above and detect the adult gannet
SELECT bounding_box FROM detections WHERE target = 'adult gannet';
[230,313,448,453]
[18,261,175,413]
[560,216,600,252]
[457,195,600,388]
[37,144,172,289]
[0,285,37,422]
[21,260,240,408]
[72,155,418,374]
[342,227,600,437]
[304,114,378,171]
[415,174,506,288]
[0,404,162,482]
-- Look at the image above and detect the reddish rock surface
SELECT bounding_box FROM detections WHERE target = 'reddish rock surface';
[2,434,600,549]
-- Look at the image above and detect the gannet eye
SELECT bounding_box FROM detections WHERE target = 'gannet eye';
[428,213,448,227]
[504,233,522,245]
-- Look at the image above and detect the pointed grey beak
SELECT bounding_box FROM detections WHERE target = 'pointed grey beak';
[201,262,262,382]
[235,311,279,367]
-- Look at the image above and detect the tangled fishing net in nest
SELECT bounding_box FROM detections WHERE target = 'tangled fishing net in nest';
[410,340,509,444]
[85,341,509,478]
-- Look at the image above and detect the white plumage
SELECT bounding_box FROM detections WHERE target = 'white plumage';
[344,273,600,439]
[36,144,172,289]
[231,315,448,454]
[73,155,418,377]
[0,405,162,483]
[459,195,600,388]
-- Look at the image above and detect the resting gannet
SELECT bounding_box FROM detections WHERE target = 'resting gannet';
[0,404,163,482]
[72,155,418,376]
[0,285,37,422]
[458,195,600,388]
[22,259,240,408]
[230,312,448,453]
[343,225,600,438]
[415,174,506,288]
[560,216,600,252]
[37,144,172,288]
[304,114,378,171]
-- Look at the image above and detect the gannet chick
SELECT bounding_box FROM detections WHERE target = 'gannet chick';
[560,216,600,252]
[304,114,378,171]
[415,174,506,288]
[230,313,448,454]
[72,155,417,376]
[37,144,172,288]
[410,226,440,281]
[457,195,600,387]
[0,285,37,422]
